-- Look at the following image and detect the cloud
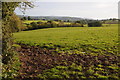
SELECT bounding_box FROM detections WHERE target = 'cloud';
[14,2,118,19]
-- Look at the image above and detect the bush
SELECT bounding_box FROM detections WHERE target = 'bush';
[2,51,21,79]
[23,20,84,31]
[88,21,102,27]
[30,22,38,29]
[10,13,23,32]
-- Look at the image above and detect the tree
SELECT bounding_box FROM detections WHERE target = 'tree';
[10,13,23,32]
[67,20,70,22]
[30,22,38,29]
[2,2,20,64]
[22,16,27,20]
[88,21,102,27]
[75,21,81,23]
[2,2,34,79]
[28,16,31,20]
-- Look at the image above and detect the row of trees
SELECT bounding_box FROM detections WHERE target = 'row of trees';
[22,21,84,31]
[22,20,102,31]
[21,16,32,20]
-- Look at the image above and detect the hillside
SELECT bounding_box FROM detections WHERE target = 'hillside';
[14,24,118,54]
[14,24,119,79]
[18,15,92,21]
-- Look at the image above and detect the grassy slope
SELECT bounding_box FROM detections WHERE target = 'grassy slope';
[23,20,72,25]
[14,24,119,79]
[23,20,47,24]
[14,24,118,55]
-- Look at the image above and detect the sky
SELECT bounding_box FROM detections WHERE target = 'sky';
[14,0,119,19]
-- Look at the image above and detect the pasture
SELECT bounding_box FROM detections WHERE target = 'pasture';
[14,24,120,79]
[14,24,118,55]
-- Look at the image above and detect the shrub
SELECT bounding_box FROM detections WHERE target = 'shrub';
[30,22,38,28]
[10,13,23,32]
[88,21,102,27]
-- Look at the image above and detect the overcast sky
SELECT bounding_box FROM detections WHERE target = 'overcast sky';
[14,0,119,19]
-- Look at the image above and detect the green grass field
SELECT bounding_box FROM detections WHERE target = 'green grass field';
[14,24,119,79]
[23,20,47,24]
[14,24,118,55]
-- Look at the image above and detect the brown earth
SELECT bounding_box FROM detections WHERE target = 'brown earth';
[16,44,120,80]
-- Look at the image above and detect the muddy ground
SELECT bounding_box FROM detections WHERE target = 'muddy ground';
[16,44,120,80]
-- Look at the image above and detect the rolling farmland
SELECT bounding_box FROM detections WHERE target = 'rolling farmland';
[14,24,118,55]
[14,24,120,79]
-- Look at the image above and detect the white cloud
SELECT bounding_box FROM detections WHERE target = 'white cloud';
[15,2,118,19]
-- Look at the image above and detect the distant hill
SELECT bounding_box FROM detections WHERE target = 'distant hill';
[17,15,93,22]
